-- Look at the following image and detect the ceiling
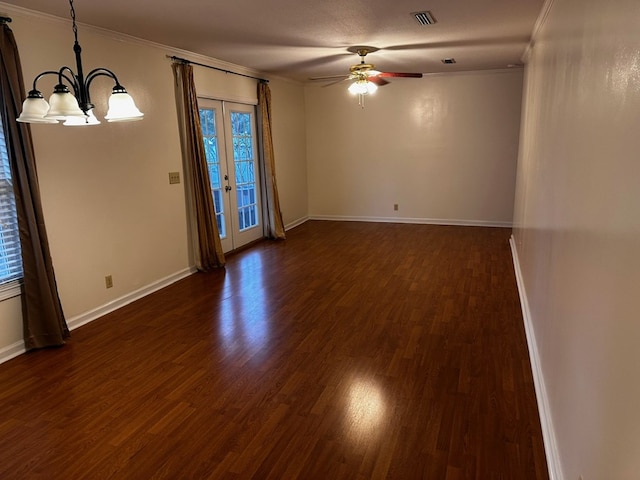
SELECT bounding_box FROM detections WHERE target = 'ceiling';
[1,0,544,82]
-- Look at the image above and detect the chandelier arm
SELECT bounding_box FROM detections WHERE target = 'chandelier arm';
[31,70,65,91]
[58,66,80,94]
[28,70,78,97]
[85,68,121,91]
[84,69,123,113]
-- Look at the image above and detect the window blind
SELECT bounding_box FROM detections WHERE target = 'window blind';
[0,114,22,284]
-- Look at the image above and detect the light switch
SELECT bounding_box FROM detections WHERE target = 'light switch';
[169,172,181,184]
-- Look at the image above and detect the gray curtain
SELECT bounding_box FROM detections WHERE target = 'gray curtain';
[257,82,285,239]
[172,61,225,270]
[0,21,69,349]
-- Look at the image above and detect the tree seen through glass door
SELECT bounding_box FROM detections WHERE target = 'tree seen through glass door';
[231,112,258,231]
[199,108,226,238]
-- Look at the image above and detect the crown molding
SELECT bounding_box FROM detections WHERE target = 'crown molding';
[0,1,299,85]
[522,0,555,63]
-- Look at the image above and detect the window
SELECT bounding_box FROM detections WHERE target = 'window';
[0,113,22,297]
[230,111,258,232]
[199,107,226,238]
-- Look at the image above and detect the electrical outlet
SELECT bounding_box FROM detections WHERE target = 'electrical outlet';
[168,172,181,184]
[393,204,399,211]
[105,275,113,289]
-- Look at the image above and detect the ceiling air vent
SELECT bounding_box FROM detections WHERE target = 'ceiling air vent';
[441,58,456,64]
[412,11,436,26]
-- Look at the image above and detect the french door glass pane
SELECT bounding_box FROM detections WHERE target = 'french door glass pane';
[199,108,226,238]
[230,112,258,232]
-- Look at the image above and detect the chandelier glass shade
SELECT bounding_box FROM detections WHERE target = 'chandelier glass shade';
[16,0,143,126]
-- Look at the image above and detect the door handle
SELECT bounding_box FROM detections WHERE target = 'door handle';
[225,185,232,192]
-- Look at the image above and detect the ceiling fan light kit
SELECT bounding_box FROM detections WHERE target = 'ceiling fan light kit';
[310,46,423,108]
[348,77,378,107]
[348,79,378,96]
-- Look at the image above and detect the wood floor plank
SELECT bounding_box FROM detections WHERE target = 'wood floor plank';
[0,221,548,479]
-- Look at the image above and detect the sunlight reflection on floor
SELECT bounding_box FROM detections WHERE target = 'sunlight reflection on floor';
[345,377,387,444]
[218,251,270,357]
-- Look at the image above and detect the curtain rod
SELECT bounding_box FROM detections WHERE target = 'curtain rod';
[0,16,12,24]
[168,56,268,84]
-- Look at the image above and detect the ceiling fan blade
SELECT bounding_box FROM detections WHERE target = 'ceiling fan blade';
[310,47,423,87]
[322,77,351,88]
[378,72,423,78]
[367,76,390,86]
[309,74,349,81]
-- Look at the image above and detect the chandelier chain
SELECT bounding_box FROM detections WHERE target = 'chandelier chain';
[69,0,78,43]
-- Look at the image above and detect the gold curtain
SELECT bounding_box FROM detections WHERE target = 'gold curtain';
[172,62,225,270]
[257,82,286,239]
[0,22,69,349]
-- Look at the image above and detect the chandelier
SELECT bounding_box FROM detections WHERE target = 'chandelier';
[17,0,143,126]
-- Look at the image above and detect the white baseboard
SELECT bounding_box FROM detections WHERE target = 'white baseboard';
[0,267,197,366]
[0,340,27,365]
[309,214,512,228]
[66,267,197,331]
[510,236,563,480]
[284,216,309,231]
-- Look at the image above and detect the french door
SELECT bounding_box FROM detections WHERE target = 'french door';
[199,99,263,253]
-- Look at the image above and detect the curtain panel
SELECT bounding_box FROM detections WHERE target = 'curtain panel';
[257,82,286,240]
[172,62,225,270]
[0,22,69,349]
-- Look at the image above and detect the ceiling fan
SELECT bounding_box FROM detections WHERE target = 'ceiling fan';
[310,46,423,88]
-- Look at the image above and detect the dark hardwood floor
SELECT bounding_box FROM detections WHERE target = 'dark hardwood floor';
[0,221,548,479]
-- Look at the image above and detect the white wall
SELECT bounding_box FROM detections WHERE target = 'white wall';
[0,295,22,352]
[269,78,308,227]
[0,5,308,361]
[304,70,523,226]
[512,0,640,478]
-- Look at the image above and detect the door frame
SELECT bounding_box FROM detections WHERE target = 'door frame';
[197,97,264,253]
